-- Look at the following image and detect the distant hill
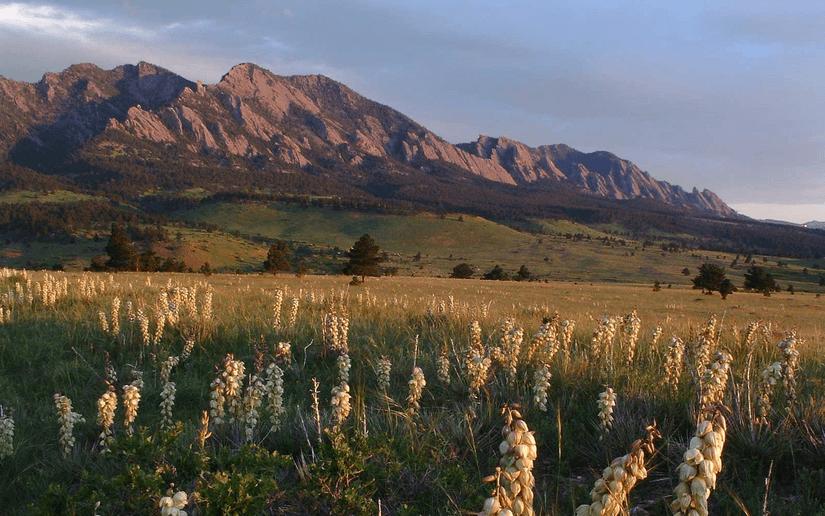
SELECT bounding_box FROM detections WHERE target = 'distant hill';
[803,221,825,230]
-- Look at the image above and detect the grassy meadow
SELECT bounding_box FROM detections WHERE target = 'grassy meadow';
[0,270,822,514]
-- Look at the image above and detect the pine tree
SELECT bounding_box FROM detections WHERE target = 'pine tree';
[343,234,382,281]
[450,263,474,279]
[105,223,137,271]
[264,241,292,274]
[692,263,726,295]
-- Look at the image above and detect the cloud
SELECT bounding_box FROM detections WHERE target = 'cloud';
[0,2,151,40]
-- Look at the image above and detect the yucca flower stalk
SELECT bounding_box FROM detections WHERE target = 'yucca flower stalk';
[159,356,180,431]
[376,356,392,392]
[529,320,561,368]
[274,341,292,366]
[242,372,265,442]
[407,366,426,416]
[576,423,661,516]
[778,334,800,412]
[532,365,552,412]
[272,289,283,329]
[437,347,451,385]
[330,382,351,431]
[264,363,285,432]
[158,489,188,516]
[757,362,782,426]
[670,411,728,516]
[742,321,760,350]
[0,406,14,459]
[651,325,663,348]
[466,347,492,401]
[622,310,641,365]
[287,297,299,328]
[591,316,618,371]
[322,312,349,354]
[98,310,109,334]
[502,326,524,386]
[110,296,121,336]
[598,387,617,434]
[137,308,151,348]
[560,319,576,357]
[209,374,226,425]
[54,393,84,457]
[479,404,537,516]
[337,353,352,385]
[96,386,118,452]
[220,354,245,423]
[664,337,686,392]
[692,315,718,378]
[122,384,141,436]
[700,351,733,412]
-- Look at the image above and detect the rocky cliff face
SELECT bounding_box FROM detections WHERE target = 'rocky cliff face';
[0,61,735,216]
[457,136,735,216]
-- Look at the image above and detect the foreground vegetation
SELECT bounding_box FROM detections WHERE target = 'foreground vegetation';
[0,271,823,514]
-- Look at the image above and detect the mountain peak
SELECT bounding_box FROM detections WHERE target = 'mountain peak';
[220,62,272,82]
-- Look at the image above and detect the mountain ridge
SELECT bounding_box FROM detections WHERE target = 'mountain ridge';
[0,61,734,216]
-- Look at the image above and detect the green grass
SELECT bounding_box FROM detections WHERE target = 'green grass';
[176,201,532,255]
[172,201,825,290]
[1,198,824,293]
[529,218,614,238]
[0,190,98,204]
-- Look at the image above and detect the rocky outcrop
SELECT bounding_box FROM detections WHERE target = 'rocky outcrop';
[458,136,737,216]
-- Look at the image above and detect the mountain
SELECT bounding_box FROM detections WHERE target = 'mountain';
[457,136,733,215]
[0,61,735,216]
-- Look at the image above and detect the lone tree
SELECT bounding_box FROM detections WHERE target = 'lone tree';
[450,263,474,279]
[264,240,292,274]
[692,263,727,295]
[743,265,778,294]
[105,223,137,271]
[483,264,508,281]
[344,234,382,281]
[719,278,736,300]
[681,267,691,276]
[516,264,532,281]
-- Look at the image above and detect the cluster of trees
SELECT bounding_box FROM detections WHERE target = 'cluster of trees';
[90,223,197,273]
[692,263,781,299]
[450,263,532,281]
[262,234,384,282]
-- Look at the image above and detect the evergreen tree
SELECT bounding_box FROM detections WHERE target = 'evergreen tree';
[104,223,137,271]
[450,263,474,279]
[483,264,507,281]
[343,234,382,281]
[692,263,727,295]
[264,240,292,274]
[516,264,532,281]
[743,265,778,294]
[719,278,736,300]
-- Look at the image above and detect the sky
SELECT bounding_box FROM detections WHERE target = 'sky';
[0,1,823,222]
